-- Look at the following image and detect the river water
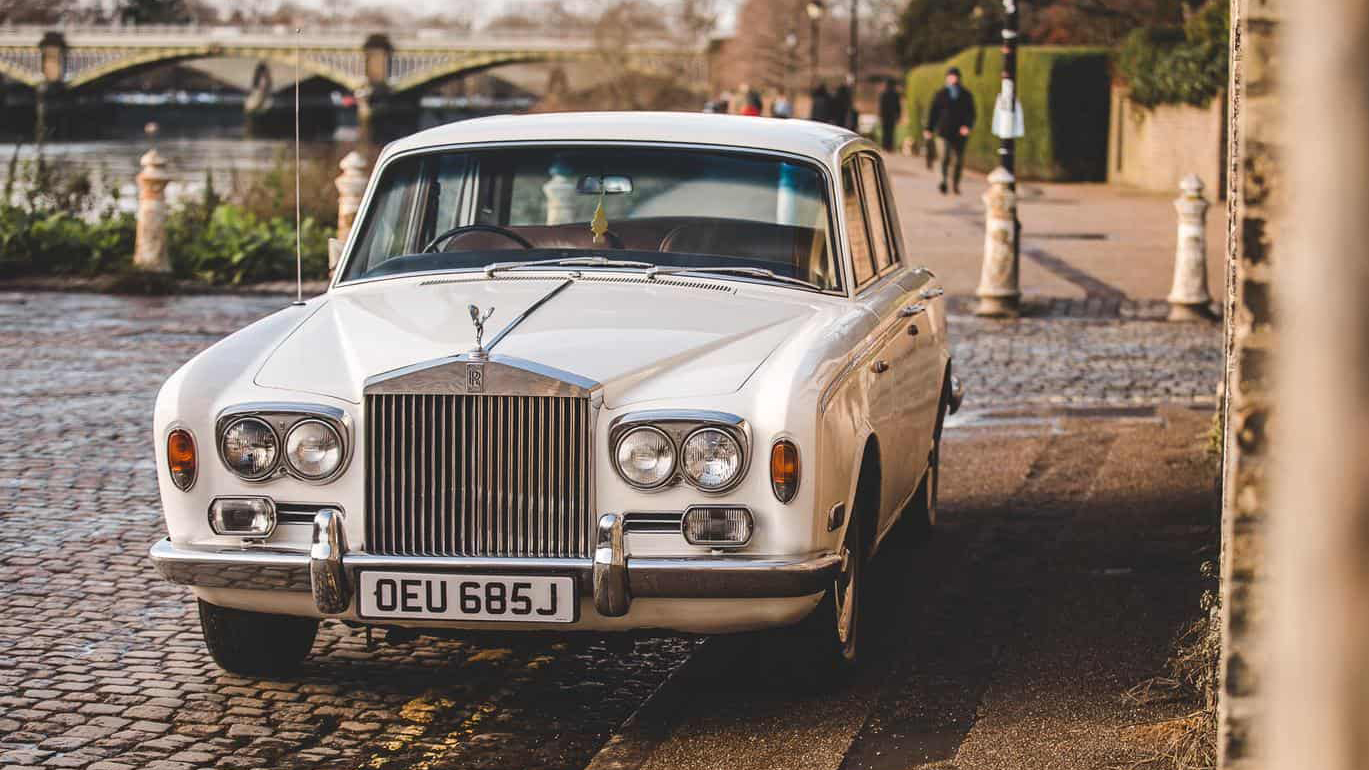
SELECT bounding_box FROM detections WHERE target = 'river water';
[0,98,525,214]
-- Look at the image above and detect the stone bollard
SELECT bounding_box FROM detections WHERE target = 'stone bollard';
[1167,174,1214,321]
[974,167,1020,317]
[133,149,171,273]
[334,151,368,244]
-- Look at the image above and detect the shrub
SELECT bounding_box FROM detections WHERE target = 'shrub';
[905,45,1112,181]
[167,204,329,285]
[1115,1,1229,108]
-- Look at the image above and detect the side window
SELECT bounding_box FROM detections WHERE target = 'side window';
[842,161,876,287]
[859,155,897,271]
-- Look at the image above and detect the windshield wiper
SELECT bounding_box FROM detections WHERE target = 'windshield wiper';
[644,265,825,291]
[484,255,655,278]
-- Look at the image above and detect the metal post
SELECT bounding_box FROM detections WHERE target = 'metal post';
[811,17,821,89]
[999,1,1018,175]
[847,0,858,87]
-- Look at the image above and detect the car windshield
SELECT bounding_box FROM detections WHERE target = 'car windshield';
[339,145,839,291]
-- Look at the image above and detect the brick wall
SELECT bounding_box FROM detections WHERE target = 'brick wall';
[1109,84,1226,196]
[1218,0,1279,767]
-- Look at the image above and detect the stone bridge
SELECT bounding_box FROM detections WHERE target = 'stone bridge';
[0,25,707,137]
[0,26,705,94]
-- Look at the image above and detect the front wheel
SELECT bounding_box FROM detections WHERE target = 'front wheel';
[198,600,318,677]
[793,508,864,673]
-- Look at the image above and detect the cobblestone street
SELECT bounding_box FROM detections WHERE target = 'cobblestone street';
[0,291,1223,770]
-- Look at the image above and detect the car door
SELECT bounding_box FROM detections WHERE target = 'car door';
[858,154,942,508]
[842,155,929,536]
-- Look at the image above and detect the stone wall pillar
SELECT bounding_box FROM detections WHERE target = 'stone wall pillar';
[1218,0,1281,767]
[1269,3,1369,770]
[974,167,1021,317]
[1168,174,1214,321]
[133,149,172,273]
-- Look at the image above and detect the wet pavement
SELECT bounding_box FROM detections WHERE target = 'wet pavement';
[0,291,1221,770]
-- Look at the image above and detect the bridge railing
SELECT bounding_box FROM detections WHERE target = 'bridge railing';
[0,24,701,50]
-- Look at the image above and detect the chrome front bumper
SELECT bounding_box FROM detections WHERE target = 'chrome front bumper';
[149,511,840,619]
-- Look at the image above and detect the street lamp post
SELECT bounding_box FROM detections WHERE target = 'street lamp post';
[847,0,858,87]
[806,0,825,91]
[999,0,1018,175]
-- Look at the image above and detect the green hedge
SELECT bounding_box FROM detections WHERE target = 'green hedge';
[905,46,1112,181]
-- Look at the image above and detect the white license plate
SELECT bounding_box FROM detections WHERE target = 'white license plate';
[357,571,576,623]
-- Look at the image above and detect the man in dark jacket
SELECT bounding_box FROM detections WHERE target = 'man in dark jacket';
[878,79,902,152]
[923,66,975,194]
[809,83,831,123]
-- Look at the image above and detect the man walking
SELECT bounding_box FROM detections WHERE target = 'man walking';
[923,66,975,194]
[878,79,902,152]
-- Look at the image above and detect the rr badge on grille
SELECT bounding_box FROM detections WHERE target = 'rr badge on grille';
[466,363,485,393]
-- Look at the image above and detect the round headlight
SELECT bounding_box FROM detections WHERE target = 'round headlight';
[681,428,743,491]
[284,419,344,480]
[615,426,676,488]
[220,417,279,480]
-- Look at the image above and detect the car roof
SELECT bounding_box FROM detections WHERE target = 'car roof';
[379,111,864,165]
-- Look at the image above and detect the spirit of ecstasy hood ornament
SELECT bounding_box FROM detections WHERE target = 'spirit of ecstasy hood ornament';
[468,304,495,359]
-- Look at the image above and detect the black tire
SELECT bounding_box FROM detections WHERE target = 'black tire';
[793,498,865,675]
[198,600,319,677]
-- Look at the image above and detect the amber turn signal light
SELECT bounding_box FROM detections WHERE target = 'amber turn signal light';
[770,439,800,503]
[167,428,197,491]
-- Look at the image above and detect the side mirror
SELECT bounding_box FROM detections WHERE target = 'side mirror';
[328,237,342,274]
[576,175,633,195]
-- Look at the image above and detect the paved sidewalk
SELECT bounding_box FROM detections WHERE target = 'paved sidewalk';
[885,153,1227,306]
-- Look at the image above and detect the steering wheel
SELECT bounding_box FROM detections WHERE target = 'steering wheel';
[423,224,535,253]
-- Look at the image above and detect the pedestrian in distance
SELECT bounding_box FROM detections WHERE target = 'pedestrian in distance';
[878,78,902,152]
[809,83,832,123]
[740,86,763,116]
[772,92,793,119]
[923,66,975,195]
[832,83,853,129]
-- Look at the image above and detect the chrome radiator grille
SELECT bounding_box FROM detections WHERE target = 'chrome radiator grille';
[364,394,593,558]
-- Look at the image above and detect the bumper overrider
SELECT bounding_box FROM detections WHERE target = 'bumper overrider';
[149,510,841,619]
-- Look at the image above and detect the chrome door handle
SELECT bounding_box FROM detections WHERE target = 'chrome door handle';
[899,303,926,318]
[871,360,890,374]
[918,286,944,301]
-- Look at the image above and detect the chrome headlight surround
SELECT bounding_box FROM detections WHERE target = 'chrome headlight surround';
[215,403,353,484]
[608,410,750,494]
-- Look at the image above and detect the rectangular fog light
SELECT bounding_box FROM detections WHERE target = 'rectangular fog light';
[209,497,276,537]
[682,506,753,547]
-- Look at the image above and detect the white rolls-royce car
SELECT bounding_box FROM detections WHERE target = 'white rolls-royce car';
[149,112,962,676]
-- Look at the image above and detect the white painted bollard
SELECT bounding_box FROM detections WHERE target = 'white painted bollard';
[975,166,1020,317]
[133,149,171,273]
[542,161,577,226]
[333,151,368,273]
[1167,174,1214,321]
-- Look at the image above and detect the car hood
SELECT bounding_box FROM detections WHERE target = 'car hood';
[254,276,824,407]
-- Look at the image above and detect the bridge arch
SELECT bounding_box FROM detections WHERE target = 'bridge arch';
[65,48,364,93]
[388,49,702,96]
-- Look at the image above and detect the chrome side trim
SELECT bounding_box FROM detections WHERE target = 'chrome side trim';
[593,513,630,617]
[310,509,350,614]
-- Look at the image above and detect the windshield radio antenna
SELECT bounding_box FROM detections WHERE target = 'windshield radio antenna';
[292,27,304,306]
